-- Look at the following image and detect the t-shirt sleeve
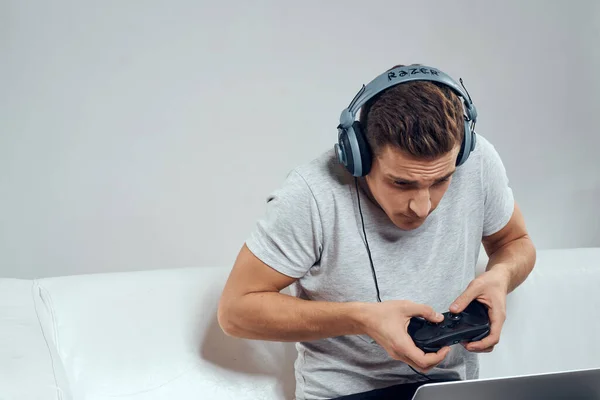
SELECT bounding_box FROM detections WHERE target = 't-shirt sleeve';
[480,137,515,237]
[245,169,323,279]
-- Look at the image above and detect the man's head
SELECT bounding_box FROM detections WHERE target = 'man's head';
[359,64,465,230]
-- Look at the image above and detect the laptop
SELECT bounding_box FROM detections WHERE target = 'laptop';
[412,367,600,400]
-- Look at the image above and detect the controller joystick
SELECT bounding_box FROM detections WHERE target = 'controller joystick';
[448,313,461,321]
[407,300,490,353]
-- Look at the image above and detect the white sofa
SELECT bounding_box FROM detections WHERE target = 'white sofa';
[1,247,599,399]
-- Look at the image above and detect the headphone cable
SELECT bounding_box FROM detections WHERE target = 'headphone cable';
[355,177,381,303]
[354,177,432,382]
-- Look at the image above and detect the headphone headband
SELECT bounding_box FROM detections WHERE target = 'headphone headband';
[339,65,477,129]
[335,64,479,177]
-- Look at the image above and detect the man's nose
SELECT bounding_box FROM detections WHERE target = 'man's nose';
[409,190,431,218]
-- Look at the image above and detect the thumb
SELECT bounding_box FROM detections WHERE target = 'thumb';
[402,301,444,323]
[450,284,481,314]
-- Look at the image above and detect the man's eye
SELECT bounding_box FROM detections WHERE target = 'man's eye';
[393,177,449,188]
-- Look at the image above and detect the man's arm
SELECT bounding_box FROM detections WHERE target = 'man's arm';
[217,244,452,373]
[450,202,536,352]
[481,202,536,293]
[217,244,367,342]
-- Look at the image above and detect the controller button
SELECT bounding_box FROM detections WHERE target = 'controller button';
[449,313,461,321]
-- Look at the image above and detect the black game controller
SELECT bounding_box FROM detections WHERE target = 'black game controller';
[407,300,490,353]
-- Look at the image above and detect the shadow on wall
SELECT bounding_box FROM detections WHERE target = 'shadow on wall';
[198,289,297,399]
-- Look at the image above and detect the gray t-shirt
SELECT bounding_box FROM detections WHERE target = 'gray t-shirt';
[245,134,514,400]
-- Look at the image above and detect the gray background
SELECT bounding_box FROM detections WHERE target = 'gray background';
[1,0,598,279]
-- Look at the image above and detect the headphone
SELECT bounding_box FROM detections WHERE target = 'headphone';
[334,64,478,177]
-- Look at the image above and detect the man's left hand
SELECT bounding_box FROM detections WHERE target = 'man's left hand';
[449,266,511,353]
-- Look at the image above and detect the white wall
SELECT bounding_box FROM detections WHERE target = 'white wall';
[1,0,598,279]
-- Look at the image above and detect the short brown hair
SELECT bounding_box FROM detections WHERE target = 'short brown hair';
[359,64,465,160]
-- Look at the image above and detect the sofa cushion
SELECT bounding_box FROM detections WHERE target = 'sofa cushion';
[34,266,296,400]
[0,278,72,400]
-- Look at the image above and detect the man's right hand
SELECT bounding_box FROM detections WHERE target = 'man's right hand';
[357,300,451,373]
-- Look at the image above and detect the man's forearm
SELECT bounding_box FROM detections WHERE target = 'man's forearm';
[486,234,536,293]
[218,291,368,342]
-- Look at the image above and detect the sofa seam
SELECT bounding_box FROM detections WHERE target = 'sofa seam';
[32,280,64,400]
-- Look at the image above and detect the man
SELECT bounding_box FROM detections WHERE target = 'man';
[217,63,536,400]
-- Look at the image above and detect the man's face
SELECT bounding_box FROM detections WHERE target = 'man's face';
[365,144,460,230]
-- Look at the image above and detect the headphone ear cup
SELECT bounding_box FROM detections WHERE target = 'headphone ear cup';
[456,136,466,167]
[352,121,372,176]
[336,129,356,175]
[456,119,473,167]
[470,128,477,151]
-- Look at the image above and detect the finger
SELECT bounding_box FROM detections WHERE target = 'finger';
[402,302,444,323]
[466,331,500,351]
[467,345,494,353]
[479,346,494,353]
[404,345,451,371]
[450,281,483,314]
[465,311,504,351]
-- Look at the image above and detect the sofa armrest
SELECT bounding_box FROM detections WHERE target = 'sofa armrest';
[32,266,296,400]
[0,278,72,400]
[479,247,600,378]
